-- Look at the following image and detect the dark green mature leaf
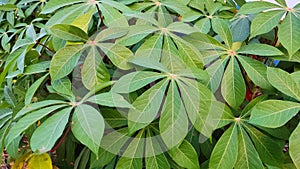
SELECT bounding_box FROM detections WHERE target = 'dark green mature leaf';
[6,105,67,147]
[212,18,232,48]
[267,67,300,101]
[128,79,168,134]
[290,123,300,169]
[250,10,285,39]
[209,124,238,169]
[278,12,300,57]
[235,126,264,169]
[244,124,284,168]
[221,57,246,109]
[50,45,83,81]
[72,104,105,156]
[237,44,283,56]
[238,55,273,90]
[30,107,72,153]
[159,80,188,149]
[169,140,200,169]
[50,24,88,42]
[25,74,49,105]
[238,1,282,14]
[87,92,132,108]
[249,100,300,128]
[112,71,166,93]
[115,131,144,169]
[145,129,170,169]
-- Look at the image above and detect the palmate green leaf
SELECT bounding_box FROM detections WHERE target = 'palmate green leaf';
[0,109,12,129]
[212,18,232,48]
[231,17,250,42]
[98,43,133,70]
[98,4,129,27]
[14,100,67,119]
[235,126,264,169]
[5,105,67,147]
[116,25,159,46]
[194,18,211,34]
[115,130,144,169]
[52,77,73,96]
[206,58,228,92]
[290,122,300,169]
[249,100,300,128]
[238,1,283,14]
[30,107,72,153]
[128,79,168,134]
[130,57,169,73]
[145,129,170,169]
[100,128,129,156]
[183,32,226,51]
[25,73,49,105]
[41,0,84,14]
[275,0,287,6]
[135,34,163,61]
[244,124,284,168]
[169,139,199,169]
[0,4,17,11]
[159,80,188,149]
[112,71,166,93]
[209,124,238,169]
[50,24,88,42]
[4,86,16,108]
[50,45,83,81]
[250,10,285,39]
[71,104,105,156]
[237,44,283,56]
[278,12,300,57]
[267,67,300,101]
[238,55,273,90]
[166,22,198,35]
[87,92,132,108]
[94,27,128,42]
[221,57,246,109]
[82,46,110,90]
[71,8,94,33]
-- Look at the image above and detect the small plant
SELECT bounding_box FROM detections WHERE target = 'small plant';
[0,0,300,168]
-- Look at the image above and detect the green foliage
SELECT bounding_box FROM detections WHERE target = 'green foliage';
[1,0,300,168]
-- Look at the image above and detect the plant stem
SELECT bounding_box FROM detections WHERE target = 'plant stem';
[36,41,55,54]
[49,125,71,153]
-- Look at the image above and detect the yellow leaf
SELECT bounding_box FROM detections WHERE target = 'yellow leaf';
[71,8,95,33]
[27,153,53,169]
[12,152,32,169]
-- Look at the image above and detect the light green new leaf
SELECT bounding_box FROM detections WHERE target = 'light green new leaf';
[82,46,110,90]
[169,140,200,169]
[71,104,105,155]
[135,34,163,61]
[145,129,170,169]
[249,100,300,128]
[194,18,211,34]
[41,0,84,14]
[244,124,284,167]
[25,74,48,105]
[212,18,232,48]
[290,123,300,169]
[6,105,67,147]
[221,57,246,109]
[206,58,228,92]
[238,55,273,90]
[267,67,300,101]
[98,43,133,70]
[278,12,300,57]
[112,71,166,93]
[87,92,132,108]
[50,24,88,42]
[71,8,94,33]
[238,1,283,14]
[128,79,168,134]
[50,45,83,81]
[250,10,285,39]
[115,131,144,169]
[94,27,128,42]
[98,4,129,27]
[235,126,264,169]
[209,124,238,169]
[159,80,188,149]
[237,44,283,56]
[183,32,226,51]
[52,77,73,96]
[30,107,72,153]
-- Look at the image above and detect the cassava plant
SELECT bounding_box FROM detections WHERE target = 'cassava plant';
[0,0,300,168]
